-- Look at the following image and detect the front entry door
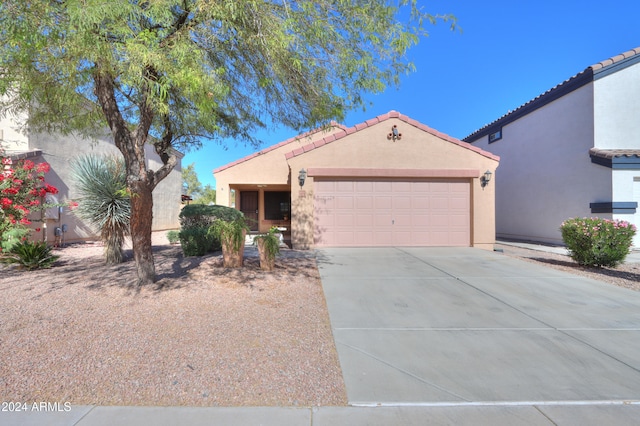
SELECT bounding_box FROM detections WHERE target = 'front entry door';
[240,191,259,231]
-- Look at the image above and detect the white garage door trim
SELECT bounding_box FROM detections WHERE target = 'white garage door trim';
[314,178,471,247]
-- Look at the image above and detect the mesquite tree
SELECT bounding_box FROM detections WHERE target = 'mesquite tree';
[0,0,453,285]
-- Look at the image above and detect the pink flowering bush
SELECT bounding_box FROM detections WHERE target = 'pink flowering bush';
[560,217,637,267]
[1,156,59,253]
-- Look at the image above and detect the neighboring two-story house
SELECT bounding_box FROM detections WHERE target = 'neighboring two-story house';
[1,110,182,245]
[465,47,640,247]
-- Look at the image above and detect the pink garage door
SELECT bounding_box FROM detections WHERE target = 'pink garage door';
[314,179,470,247]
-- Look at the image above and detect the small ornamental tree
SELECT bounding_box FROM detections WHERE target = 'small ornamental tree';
[0,156,59,252]
[560,217,637,268]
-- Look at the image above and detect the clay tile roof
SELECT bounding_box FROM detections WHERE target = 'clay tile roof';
[591,47,640,71]
[589,148,640,159]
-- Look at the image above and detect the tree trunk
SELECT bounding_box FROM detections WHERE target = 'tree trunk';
[130,179,156,286]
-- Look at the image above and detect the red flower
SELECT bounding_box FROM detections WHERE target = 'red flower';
[13,179,23,186]
[45,183,59,194]
[35,228,41,232]
[2,187,19,195]
[2,158,12,165]
[1,197,12,208]
[39,188,47,197]
[36,162,50,173]
[22,160,35,171]
[19,218,31,225]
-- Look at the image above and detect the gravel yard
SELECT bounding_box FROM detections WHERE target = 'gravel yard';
[0,234,347,407]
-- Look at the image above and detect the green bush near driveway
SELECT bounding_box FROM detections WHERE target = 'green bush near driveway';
[560,217,637,268]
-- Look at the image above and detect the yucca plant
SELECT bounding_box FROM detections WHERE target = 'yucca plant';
[1,240,59,270]
[71,155,131,264]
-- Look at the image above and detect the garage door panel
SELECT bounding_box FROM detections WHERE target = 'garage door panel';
[375,181,393,192]
[394,182,412,192]
[393,214,411,227]
[336,214,354,227]
[374,231,393,245]
[393,196,412,209]
[355,181,374,192]
[375,196,392,209]
[314,179,469,247]
[336,181,356,192]
[355,213,374,227]
[356,196,373,209]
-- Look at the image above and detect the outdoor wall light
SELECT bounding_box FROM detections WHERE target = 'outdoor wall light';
[387,125,402,142]
[298,168,307,187]
[481,170,492,188]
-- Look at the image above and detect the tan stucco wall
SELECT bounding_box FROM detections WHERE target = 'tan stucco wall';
[215,127,344,207]
[215,116,499,250]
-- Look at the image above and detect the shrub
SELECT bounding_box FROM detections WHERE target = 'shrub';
[1,156,59,251]
[560,217,637,267]
[178,226,217,256]
[178,205,243,256]
[166,230,180,244]
[179,204,243,229]
[1,240,59,270]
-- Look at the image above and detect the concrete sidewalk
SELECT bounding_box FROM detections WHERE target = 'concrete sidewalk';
[4,244,640,425]
[4,403,640,425]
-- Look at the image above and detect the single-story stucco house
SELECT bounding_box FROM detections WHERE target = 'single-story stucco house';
[1,109,183,244]
[214,111,500,250]
[464,46,640,247]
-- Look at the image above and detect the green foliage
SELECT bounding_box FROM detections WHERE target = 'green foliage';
[178,226,217,256]
[178,205,242,256]
[1,227,30,253]
[253,226,281,261]
[209,217,249,254]
[1,240,59,270]
[179,204,243,229]
[166,230,180,245]
[560,217,637,268]
[71,155,130,264]
[193,184,216,205]
[182,163,203,199]
[0,0,454,144]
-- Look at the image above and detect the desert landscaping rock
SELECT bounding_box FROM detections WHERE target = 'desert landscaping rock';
[0,233,347,406]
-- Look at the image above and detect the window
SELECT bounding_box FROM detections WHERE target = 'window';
[264,191,291,220]
[488,129,502,143]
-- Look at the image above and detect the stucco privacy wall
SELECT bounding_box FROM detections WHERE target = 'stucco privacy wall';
[30,131,182,243]
[284,114,499,250]
[470,84,611,245]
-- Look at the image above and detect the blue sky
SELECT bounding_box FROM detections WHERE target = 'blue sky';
[183,0,640,189]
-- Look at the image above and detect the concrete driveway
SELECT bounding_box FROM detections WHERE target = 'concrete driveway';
[316,247,640,407]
